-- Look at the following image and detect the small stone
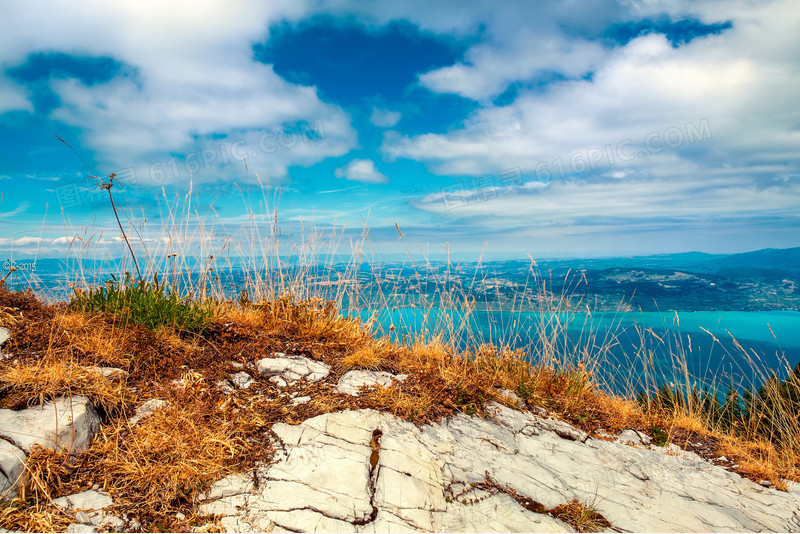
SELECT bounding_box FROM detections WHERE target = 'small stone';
[99,514,125,531]
[0,438,26,501]
[216,380,235,394]
[176,512,186,520]
[52,490,113,514]
[534,417,589,442]
[290,396,311,406]
[256,354,330,386]
[336,370,405,396]
[0,327,9,360]
[129,399,169,426]
[759,479,773,488]
[229,371,254,389]
[87,367,128,380]
[716,456,728,462]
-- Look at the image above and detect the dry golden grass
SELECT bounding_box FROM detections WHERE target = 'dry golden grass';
[716,435,797,489]
[0,500,72,533]
[0,447,76,532]
[337,345,387,372]
[0,359,130,413]
[50,311,138,367]
[549,498,612,533]
[255,296,373,349]
[0,305,21,327]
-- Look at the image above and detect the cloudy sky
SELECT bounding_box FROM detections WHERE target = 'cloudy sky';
[1,0,798,261]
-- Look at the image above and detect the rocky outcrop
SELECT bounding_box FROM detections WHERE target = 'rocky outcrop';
[1,362,799,532]
[198,404,800,533]
[0,396,100,456]
[0,396,101,501]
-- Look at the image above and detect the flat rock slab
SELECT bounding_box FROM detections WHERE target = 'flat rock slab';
[256,353,331,387]
[336,370,407,396]
[200,404,800,533]
[0,396,100,456]
[54,490,126,531]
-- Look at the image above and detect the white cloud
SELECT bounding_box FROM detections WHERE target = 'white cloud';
[334,159,389,183]
[0,81,32,114]
[384,1,800,202]
[419,29,605,101]
[0,236,41,246]
[0,202,30,219]
[0,0,356,183]
[370,107,401,127]
[415,173,800,225]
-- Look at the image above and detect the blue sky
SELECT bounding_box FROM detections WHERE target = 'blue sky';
[1,0,799,262]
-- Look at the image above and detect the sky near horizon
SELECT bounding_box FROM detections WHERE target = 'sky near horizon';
[1,0,799,262]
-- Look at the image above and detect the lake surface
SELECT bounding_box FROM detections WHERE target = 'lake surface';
[354,308,800,396]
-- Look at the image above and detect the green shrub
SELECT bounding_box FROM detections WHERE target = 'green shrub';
[650,425,669,446]
[70,273,213,334]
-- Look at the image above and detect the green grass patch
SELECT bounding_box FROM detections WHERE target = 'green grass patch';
[70,273,213,334]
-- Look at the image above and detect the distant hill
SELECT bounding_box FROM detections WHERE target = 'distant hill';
[704,247,800,271]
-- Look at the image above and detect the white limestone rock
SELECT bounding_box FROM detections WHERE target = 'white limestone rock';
[617,429,651,447]
[128,399,169,426]
[0,438,26,500]
[0,396,100,456]
[53,490,113,513]
[229,371,254,389]
[256,353,330,387]
[0,326,9,359]
[198,405,800,533]
[65,524,96,533]
[86,367,128,380]
[53,490,124,531]
[336,370,407,397]
[216,379,235,394]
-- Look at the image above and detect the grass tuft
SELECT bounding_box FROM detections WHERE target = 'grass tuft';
[549,498,612,533]
[70,273,213,334]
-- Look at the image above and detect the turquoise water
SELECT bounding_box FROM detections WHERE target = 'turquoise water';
[354,308,800,394]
